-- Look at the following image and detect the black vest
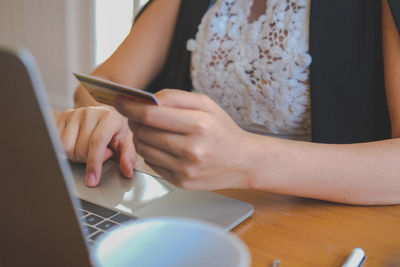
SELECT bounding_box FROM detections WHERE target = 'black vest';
[139,0,400,144]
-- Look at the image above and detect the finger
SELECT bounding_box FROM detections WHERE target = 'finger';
[85,119,120,187]
[107,125,136,178]
[133,123,186,158]
[134,139,179,172]
[156,89,218,111]
[75,115,99,162]
[60,117,80,160]
[57,113,66,134]
[104,147,114,161]
[144,160,176,183]
[118,131,136,178]
[116,99,206,134]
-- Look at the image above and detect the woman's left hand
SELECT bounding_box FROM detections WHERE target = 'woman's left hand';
[115,89,253,190]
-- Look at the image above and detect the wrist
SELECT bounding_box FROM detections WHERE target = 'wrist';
[242,133,283,191]
[232,131,268,190]
[74,86,102,108]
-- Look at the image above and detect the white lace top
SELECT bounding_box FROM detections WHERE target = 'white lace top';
[187,0,312,137]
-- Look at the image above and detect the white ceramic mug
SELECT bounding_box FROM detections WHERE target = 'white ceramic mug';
[93,217,251,267]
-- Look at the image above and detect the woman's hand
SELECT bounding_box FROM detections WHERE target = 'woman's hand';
[115,89,254,191]
[55,105,136,187]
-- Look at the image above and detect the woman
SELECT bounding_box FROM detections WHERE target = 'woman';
[56,0,400,204]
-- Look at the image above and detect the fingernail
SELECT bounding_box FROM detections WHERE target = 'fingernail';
[130,160,136,173]
[86,173,97,186]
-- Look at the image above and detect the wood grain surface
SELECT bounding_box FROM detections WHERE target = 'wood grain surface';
[136,157,400,266]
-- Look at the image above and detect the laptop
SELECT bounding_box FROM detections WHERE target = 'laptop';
[0,46,253,266]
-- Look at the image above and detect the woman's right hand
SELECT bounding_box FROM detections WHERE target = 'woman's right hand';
[55,105,136,187]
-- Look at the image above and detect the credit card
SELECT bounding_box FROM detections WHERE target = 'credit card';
[73,72,160,106]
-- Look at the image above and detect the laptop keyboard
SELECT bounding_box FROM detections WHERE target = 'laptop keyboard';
[78,199,138,246]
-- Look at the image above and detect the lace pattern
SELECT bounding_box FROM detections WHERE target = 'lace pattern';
[187,0,312,135]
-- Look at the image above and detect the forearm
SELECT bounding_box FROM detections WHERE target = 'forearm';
[95,0,181,89]
[74,0,181,108]
[247,134,400,205]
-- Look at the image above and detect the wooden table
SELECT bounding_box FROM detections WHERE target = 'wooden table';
[135,158,400,266]
[218,190,400,266]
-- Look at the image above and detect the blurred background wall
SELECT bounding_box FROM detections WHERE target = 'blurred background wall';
[0,0,148,110]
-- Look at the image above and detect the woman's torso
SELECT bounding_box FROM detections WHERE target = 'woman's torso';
[187,0,312,139]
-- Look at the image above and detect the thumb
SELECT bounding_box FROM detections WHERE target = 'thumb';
[156,89,214,110]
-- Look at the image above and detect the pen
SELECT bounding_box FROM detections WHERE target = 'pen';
[271,259,281,267]
[342,247,366,267]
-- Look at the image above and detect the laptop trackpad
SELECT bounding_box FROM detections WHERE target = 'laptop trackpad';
[70,160,254,231]
[133,190,254,231]
[70,160,177,214]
